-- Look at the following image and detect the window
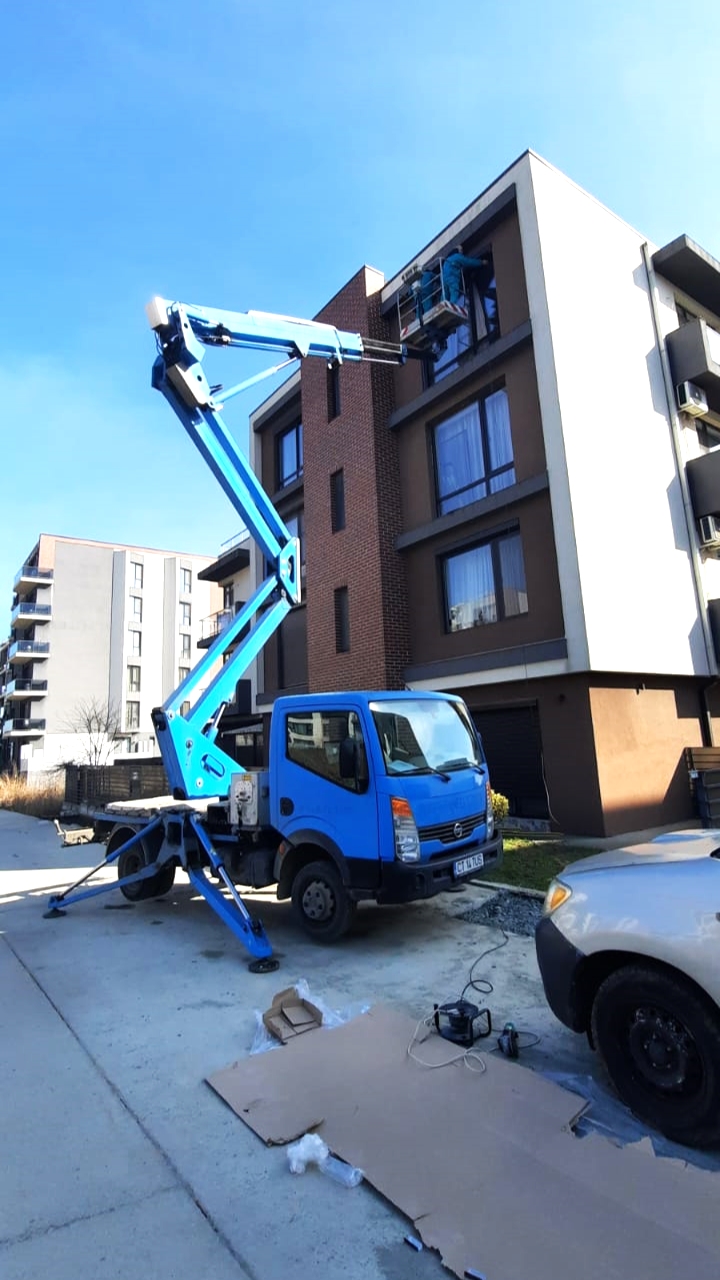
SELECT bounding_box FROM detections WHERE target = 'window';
[181,567,192,594]
[126,701,140,730]
[223,583,234,611]
[277,422,303,488]
[434,388,514,516]
[127,665,141,693]
[180,700,191,717]
[285,511,306,569]
[428,251,499,384]
[327,363,341,420]
[131,561,143,589]
[130,595,143,621]
[180,633,191,658]
[334,586,350,653]
[443,531,528,632]
[181,602,191,626]
[178,666,190,684]
[330,470,346,533]
[286,710,368,793]
[129,629,142,657]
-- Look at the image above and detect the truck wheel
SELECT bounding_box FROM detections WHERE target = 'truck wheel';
[591,964,720,1148]
[291,860,355,943]
[109,827,176,902]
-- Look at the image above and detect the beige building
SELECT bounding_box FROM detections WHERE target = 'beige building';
[0,534,221,776]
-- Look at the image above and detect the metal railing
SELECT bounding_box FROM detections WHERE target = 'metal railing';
[3,718,46,733]
[13,565,54,586]
[9,641,50,658]
[11,603,52,617]
[200,608,234,641]
[5,679,48,695]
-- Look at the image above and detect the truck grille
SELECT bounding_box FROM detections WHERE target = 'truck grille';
[418,811,485,844]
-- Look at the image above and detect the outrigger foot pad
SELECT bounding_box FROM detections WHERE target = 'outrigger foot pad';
[43,907,67,919]
[248,957,280,974]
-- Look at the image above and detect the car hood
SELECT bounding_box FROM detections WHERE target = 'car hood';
[563,830,720,876]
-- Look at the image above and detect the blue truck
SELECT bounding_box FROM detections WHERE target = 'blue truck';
[47,298,501,970]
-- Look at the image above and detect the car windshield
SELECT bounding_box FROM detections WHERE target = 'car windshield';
[369,698,484,776]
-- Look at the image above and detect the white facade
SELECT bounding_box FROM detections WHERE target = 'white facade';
[1,534,221,775]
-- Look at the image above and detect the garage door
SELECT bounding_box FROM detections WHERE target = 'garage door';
[472,705,548,820]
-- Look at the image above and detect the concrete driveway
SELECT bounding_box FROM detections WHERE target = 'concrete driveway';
[0,809,661,1279]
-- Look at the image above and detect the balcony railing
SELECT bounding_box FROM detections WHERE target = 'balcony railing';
[2,717,46,736]
[200,608,234,641]
[11,602,52,626]
[13,565,54,589]
[4,678,48,698]
[8,640,50,662]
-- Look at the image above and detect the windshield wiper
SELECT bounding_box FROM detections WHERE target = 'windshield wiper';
[401,764,451,783]
[438,757,483,773]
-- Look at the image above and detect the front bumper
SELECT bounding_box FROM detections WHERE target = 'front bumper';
[376,834,503,904]
[535,914,587,1032]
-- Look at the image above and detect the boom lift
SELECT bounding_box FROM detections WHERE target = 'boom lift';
[46,299,502,970]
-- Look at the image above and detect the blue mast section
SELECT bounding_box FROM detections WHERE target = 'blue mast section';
[147,298,410,800]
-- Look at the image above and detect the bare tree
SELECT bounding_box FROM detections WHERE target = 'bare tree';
[64,698,121,767]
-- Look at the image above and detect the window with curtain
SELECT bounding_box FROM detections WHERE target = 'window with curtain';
[443,530,528,632]
[434,387,515,516]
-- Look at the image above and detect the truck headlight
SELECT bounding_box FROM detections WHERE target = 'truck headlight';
[391,796,420,862]
[543,878,572,915]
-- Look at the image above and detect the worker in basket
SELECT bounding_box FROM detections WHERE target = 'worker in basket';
[442,245,489,304]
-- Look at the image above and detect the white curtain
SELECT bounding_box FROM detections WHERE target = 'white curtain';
[445,543,496,630]
[436,404,485,514]
[485,390,515,493]
[498,534,528,617]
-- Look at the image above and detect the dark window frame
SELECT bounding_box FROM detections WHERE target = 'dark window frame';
[432,381,515,517]
[441,527,528,633]
[334,586,350,653]
[277,421,304,488]
[127,664,141,693]
[330,469,346,533]
[327,363,341,420]
[125,700,140,730]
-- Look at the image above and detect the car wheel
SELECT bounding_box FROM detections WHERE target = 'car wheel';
[291,860,355,943]
[591,964,720,1148]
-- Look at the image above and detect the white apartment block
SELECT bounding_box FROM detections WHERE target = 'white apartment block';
[0,534,222,776]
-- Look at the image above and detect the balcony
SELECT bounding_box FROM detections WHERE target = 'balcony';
[4,678,48,700]
[2,718,46,738]
[8,640,50,663]
[198,607,234,650]
[13,564,54,593]
[10,601,52,629]
[666,318,720,417]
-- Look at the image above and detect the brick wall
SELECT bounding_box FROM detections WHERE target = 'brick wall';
[302,267,410,692]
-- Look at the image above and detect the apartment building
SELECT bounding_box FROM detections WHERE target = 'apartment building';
[247,150,720,839]
[0,534,221,776]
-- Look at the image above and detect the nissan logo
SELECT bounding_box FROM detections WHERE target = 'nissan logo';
[453,821,463,839]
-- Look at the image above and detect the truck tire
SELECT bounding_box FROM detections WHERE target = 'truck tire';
[291,859,356,943]
[591,963,720,1148]
[109,826,176,902]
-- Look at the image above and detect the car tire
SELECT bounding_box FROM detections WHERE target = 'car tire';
[591,964,720,1148]
[110,826,176,903]
[291,860,356,943]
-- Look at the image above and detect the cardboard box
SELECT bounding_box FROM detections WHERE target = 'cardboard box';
[262,987,324,1044]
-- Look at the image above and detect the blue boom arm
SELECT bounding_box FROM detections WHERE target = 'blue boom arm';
[147,296,414,800]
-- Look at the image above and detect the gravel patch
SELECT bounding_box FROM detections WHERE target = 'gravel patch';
[459,889,544,936]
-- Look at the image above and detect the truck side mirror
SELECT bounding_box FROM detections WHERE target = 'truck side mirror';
[339,736,369,793]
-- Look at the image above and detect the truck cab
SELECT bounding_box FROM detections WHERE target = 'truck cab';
[265,690,502,940]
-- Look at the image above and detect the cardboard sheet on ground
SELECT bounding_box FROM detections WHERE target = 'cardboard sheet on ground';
[207,1006,720,1280]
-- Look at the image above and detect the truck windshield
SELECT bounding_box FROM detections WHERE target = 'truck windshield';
[369,699,484,776]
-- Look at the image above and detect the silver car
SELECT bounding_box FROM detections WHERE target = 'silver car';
[535,830,720,1148]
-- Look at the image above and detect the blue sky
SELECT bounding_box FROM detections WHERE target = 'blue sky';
[2,0,719,624]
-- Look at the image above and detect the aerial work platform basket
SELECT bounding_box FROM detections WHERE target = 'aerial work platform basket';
[398,255,472,347]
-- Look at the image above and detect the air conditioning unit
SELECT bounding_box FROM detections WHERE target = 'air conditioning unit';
[699,515,720,550]
[677,381,708,417]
